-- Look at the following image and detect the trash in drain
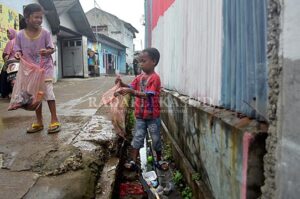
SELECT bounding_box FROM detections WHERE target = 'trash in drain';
[142,170,157,183]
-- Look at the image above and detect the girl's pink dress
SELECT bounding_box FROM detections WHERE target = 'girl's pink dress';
[14,28,54,80]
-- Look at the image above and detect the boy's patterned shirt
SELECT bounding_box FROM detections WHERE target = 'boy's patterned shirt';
[130,72,161,119]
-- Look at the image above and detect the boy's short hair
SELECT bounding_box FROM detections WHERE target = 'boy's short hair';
[142,48,160,66]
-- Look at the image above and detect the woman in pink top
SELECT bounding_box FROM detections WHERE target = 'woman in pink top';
[3,28,17,61]
[0,28,17,98]
[15,3,60,134]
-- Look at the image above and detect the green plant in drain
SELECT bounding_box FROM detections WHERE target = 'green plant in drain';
[181,186,193,199]
[163,143,173,161]
[173,170,183,185]
[192,172,202,182]
[125,96,135,134]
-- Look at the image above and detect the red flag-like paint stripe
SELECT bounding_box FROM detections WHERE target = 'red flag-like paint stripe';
[152,0,175,30]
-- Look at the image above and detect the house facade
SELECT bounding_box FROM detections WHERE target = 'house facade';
[86,7,138,71]
[44,0,96,79]
[87,33,126,75]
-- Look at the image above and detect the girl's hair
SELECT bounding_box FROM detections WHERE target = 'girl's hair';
[19,3,43,29]
[24,3,43,18]
[142,48,160,66]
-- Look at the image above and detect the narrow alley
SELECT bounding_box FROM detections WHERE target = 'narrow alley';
[0,77,132,198]
[1,0,300,199]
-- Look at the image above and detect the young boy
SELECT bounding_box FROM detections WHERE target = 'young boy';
[115,48,162,170]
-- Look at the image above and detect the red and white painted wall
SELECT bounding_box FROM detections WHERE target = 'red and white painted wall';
[145,0,268,121]
[145,0,270,198]
[146,0,223,107]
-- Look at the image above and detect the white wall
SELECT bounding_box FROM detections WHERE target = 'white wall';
[124,28,134,65]
[82,36,89,77]
[152,0,223,106]
[59,12,77,31]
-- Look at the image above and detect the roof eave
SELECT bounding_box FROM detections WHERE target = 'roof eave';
[69,1,96,41]
[38,0,60,34]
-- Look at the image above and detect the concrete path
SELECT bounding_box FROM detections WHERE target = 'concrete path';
[0,76,133,199]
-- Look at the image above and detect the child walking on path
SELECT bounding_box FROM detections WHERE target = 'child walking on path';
[14,3,60,134]
[115,48,162,170]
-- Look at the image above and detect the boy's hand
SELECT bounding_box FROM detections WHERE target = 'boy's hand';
[114,88,133,96]
[14,52,22,59]
[115,76,130,88]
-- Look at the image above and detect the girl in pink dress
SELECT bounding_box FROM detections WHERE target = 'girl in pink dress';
[15,3,60,133]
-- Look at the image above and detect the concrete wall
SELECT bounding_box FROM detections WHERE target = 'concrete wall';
[276,0,300,198]
[161,90,268,199]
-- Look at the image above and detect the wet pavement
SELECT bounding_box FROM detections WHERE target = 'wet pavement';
[0,76,133,199]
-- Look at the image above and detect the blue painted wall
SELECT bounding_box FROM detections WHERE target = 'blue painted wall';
[221,0,268,120]
[88,41,126,74]
[100,43,126,74]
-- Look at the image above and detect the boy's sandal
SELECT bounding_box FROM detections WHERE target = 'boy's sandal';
[124,160,138,171]
[27,123,44,133]
[48,122,61,134]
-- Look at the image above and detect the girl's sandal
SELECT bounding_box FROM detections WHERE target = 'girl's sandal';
[27,123,44,133]
[48,122,61,134]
